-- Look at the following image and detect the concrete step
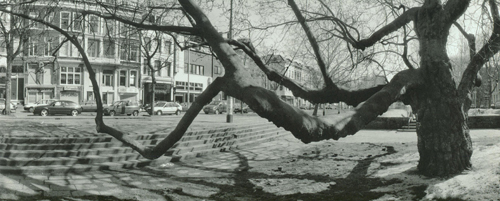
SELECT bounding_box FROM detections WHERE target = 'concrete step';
[170,132,289,162]
[165,130,283,156]
[0,136,113,144]
[0,141,125,151]
[0,158,159,175]
[0,153,143,166]
[0,147,135,158]
[170,127,283,148]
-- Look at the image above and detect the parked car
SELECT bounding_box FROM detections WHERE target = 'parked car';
[203,101,227,114]
[81,100,98,112]
[234,105,252,113]
[0,99,17,114]
[33,100,82,116]
[148,101,182,115]
[24,99,58,112]
[103,101,140,116]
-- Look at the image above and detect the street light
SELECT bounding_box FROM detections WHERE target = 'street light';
[226,0,234,123]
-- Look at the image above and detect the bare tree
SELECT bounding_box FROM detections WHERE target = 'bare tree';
[0,2,42,115]
[4,0,500,177]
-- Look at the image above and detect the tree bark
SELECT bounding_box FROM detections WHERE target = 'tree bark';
[413,5,473,176]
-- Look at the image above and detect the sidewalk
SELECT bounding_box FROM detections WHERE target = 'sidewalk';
[1,129,499,200]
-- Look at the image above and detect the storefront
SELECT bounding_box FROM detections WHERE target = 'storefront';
[143,82,172,104]
[25,86,55,104]
[59,86,81,103]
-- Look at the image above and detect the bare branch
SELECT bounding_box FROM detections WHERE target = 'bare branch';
[288,0,333,87]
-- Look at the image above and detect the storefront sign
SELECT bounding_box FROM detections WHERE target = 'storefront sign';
[27,88,54,93]
[63,86,80,91]
[118,87,139,93]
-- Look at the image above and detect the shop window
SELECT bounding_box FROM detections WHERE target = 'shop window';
[119,70,126,86]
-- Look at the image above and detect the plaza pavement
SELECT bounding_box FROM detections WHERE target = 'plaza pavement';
[1,127,500,200]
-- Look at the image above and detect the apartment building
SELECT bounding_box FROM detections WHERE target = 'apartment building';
[177,38,223,104]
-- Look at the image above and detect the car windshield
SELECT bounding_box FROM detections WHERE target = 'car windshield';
[154,102,166,107]
[112,101,122,106]
[208,101,221,105]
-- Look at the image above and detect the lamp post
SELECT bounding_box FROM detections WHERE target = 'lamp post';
[226,0,234,123]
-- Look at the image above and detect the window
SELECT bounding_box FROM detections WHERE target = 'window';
[87,39,100,57]
[73,12,83,32]
[103,70,113,86]
[59,37,69,56]
[29,12,37,27]
[129,42,138,61]
[166,62,171,77]
[103,20,115,36]
[154,60,161,76]
[88,15,100,34]
[119,22,127,37]
[60,66,81,85]
[130,71,137,87]
[60,12,70,30]
[28,37,41,56]
[214,66,220,74]
[144,37,151,52]
[120,42,128,60]
[0,39,5,53]
[44,37,58,56]
[164,41,171,54]
[103,39,115,58]
[184,63,189,74]
[71,38,83,57]
[119,70,126,86]
[0,67,5,73]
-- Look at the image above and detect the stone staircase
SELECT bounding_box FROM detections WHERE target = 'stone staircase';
[0,122,287,175]
[397,119,417,132]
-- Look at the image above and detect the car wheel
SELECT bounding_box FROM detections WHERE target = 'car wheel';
[109,111,115,116]
[215,110,219,114]
[40,109,49,116]
[175,110,180,115]
[132,110,139,116]
[1,109,5,115]
[204,112,209,114]
[157,110,162,115]
[29,107,34,113]
[71,110,79,116]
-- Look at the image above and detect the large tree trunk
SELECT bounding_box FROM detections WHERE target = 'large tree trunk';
[413,8,473,176]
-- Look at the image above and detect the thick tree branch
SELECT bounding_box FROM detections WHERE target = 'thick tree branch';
[228,39,385,106]
[354,7,419,50]
[444,0,471,23]
[226,69,422,143]
[458,0,500,96]
[100,78,224,159]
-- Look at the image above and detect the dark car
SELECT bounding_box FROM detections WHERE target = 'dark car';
[33,100,82,116]
[203,101,227,114]
[103,101,140,116]
[81,100,98,112]
[234,105,252,113]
